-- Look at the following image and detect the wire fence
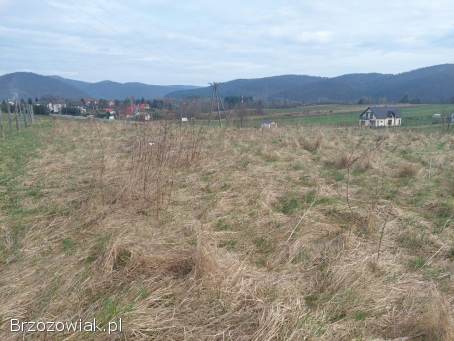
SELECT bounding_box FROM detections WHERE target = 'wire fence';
[0,102,35,138]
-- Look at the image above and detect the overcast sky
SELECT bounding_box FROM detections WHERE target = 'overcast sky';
[1,0,454,85]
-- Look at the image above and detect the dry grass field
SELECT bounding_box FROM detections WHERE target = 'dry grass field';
[1,118,454,340]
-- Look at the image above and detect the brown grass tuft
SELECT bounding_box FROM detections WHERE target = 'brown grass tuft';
[397,162,418,178]
[300,133,323,152]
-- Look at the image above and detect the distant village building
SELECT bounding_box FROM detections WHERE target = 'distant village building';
[261,120,277,129]
[47,102,65,113]
[432,113,442,124]
[181,117,189,122]
[359,107,402,128]
[140,103,151,110]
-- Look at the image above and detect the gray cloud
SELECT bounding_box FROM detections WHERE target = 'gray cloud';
[0,0,453,84]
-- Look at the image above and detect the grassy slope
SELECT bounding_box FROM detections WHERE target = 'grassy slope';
[1,119,454,340]
[228,104,454,128]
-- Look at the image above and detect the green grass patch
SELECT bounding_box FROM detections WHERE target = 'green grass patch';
[219,239,237,251]
[275,193,302,215]
[354,311,367,321]
[215,218,232,231]
[86,233,112,264]
[96,297,133,327]
[253,236,274,254]
[408,256,425,270]
[62,238,76,255]
[0,119,53,263]
[274,190,333,215]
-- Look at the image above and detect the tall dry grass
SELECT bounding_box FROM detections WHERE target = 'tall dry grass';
[125,122,205,216]
[1,120,454,340]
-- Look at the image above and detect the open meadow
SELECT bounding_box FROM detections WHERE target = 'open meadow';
[1,117,454,340]
[228,104,454,128]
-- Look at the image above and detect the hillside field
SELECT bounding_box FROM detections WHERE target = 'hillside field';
[1,117,454,340]
[219,104,454,128]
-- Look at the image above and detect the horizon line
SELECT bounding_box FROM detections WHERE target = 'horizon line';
[1,63,453,87]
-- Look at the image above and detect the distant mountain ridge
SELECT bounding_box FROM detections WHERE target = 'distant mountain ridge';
[167,64,454,103]
[52,76,198,100]
[0,72,199,100]
[2,64,454,103]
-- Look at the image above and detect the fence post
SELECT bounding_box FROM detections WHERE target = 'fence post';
[26,105,32,125]
[0,107,3,138]
[15,101,20,131]
[30,104,35,123]
[20,103,28,128]
[7,102,12,130]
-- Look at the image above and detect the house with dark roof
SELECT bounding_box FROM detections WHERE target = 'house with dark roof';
[359,107,402,128]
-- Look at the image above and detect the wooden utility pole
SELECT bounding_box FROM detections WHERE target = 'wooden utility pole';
[210,82,225,127]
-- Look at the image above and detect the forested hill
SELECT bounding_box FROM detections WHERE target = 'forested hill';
[167,64,454,103]
[2,64,454,103]
[0,72,198,100]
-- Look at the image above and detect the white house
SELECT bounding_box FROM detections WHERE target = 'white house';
[47,102,65,113]
[359,107,402,128]
[261,120,277,129]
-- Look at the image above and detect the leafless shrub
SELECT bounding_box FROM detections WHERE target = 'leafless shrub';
[125,122,205,216]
